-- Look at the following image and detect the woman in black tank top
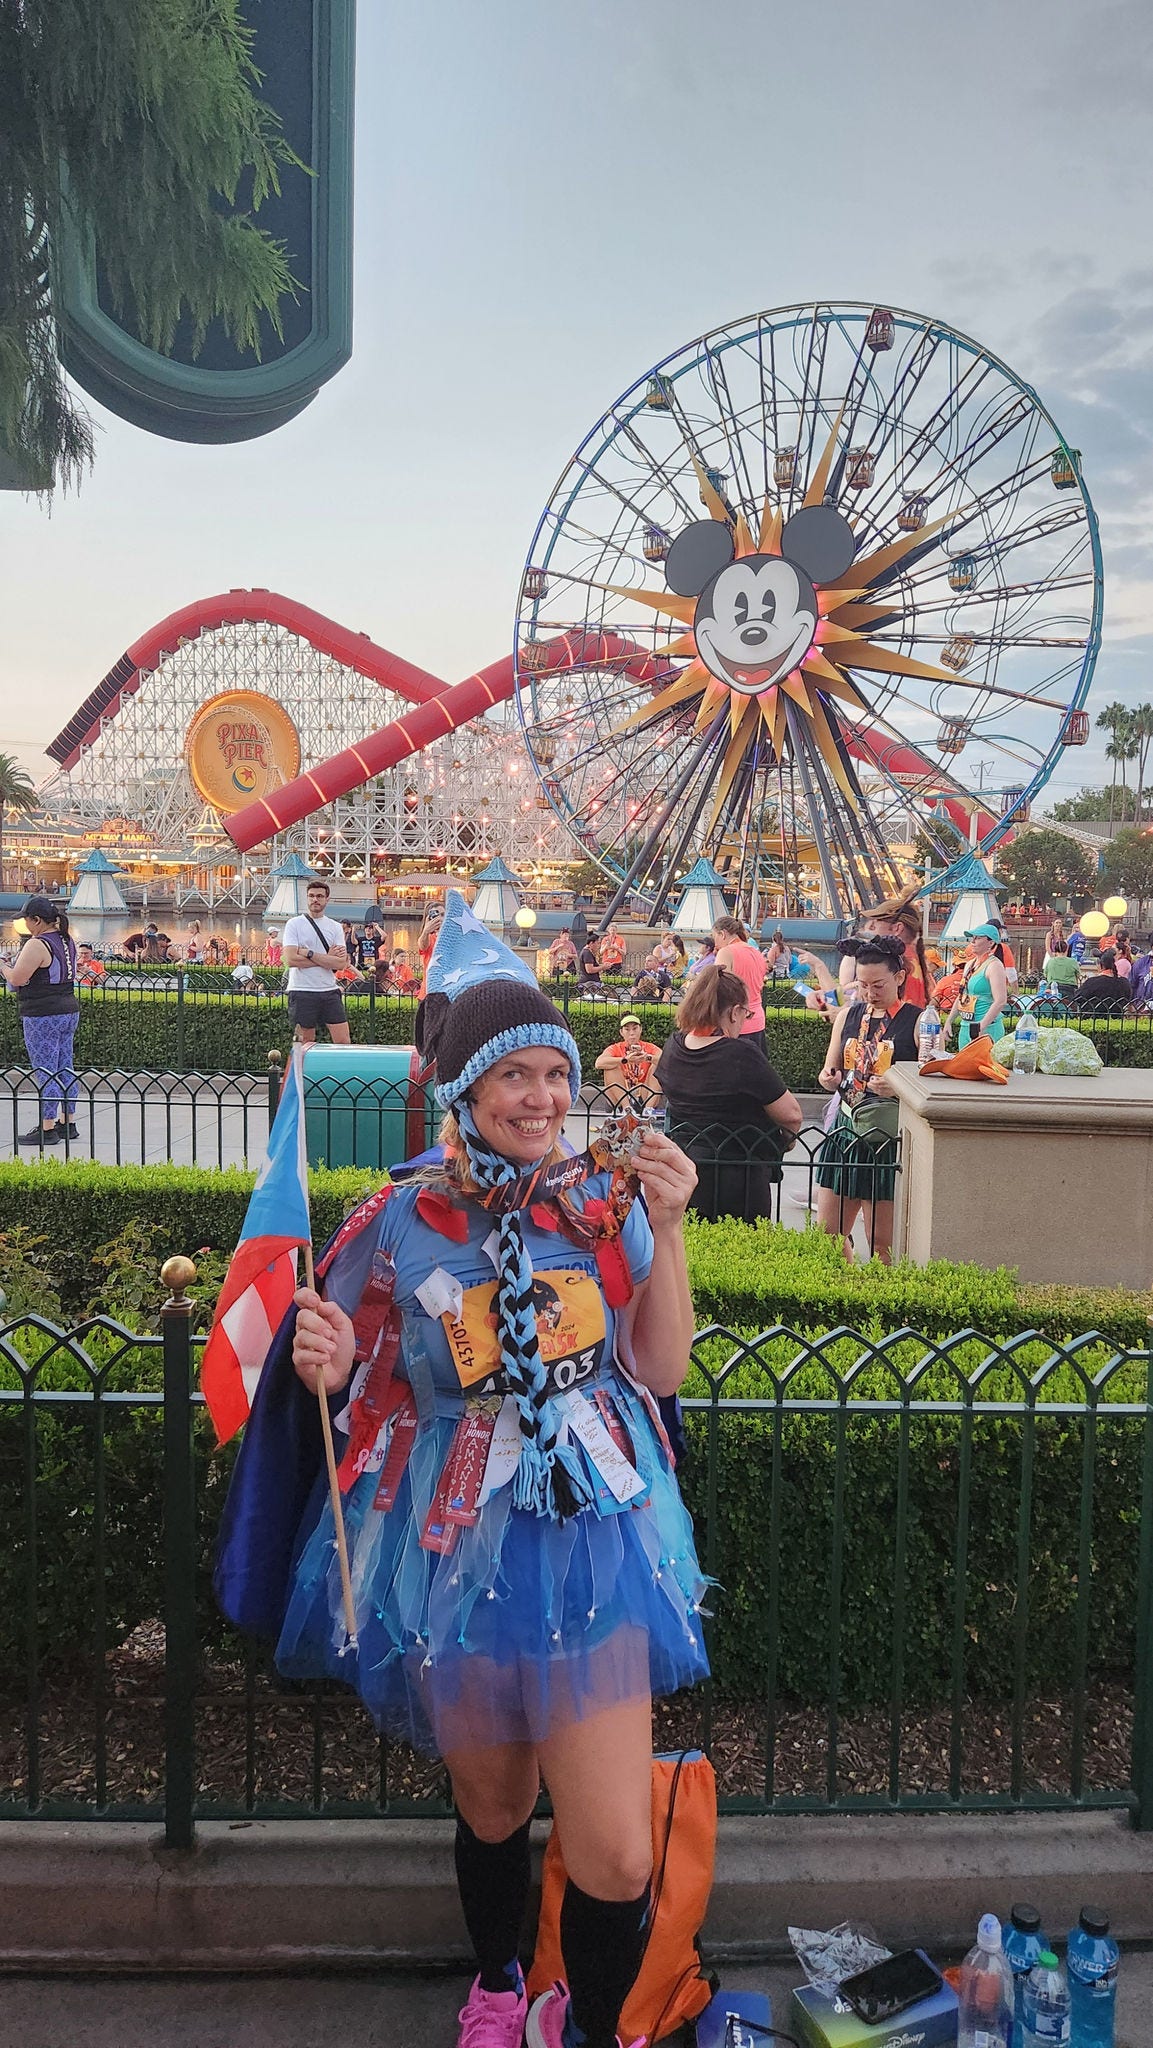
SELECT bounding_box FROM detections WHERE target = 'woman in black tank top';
[0,895,80,1146]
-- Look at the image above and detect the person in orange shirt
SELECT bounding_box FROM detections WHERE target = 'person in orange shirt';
[598,922,626,974]
[594,1014,663,1108]
[76,944,106,985]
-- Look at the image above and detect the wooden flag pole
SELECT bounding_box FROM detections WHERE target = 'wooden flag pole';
[304,1238,359,1649]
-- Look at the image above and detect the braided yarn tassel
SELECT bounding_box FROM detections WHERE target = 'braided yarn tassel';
[461,1110,593,1523]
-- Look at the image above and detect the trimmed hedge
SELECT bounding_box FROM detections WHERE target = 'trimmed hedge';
[682,1213,1153,1347]
[5,984,1148,1094]
[0,1160,379,1315]
[1,1166,1148,1703]
[0,1161,1149,1343]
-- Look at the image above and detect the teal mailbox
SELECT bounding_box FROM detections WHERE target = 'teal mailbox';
[57,0,355,442]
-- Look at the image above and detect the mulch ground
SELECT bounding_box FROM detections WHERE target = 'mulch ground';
[0,1622,1134,1812]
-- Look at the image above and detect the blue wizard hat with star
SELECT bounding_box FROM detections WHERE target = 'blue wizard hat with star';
[415,890,582,1108]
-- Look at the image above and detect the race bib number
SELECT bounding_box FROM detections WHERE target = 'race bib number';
[442,1268,607,1396]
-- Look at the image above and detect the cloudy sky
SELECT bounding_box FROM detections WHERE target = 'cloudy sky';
[3,0,1151,805]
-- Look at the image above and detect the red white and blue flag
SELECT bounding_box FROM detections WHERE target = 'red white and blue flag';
[200,1046,312,1444]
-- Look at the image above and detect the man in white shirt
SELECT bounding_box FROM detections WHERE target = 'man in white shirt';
[282,881,351,1043]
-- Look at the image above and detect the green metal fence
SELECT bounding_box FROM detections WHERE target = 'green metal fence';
[2,1273,1152,1844]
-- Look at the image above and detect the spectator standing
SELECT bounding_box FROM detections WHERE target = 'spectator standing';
[712,915,767,1050]
[684,937,715,980]
[944,924,1008,1046]
[656,965,802,1223]
[1068,925,1088,965]
[838,887,929,1009]
[185,920,203,964]
[0,896,81,1145]
[282,881,351,1044]
[1113,930,1134,978]
[266,927,283,969]
[815,934,922,1264]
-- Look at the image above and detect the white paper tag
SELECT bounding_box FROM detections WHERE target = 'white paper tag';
[415,1266,464,1321]
[556,1390,646,1502]
[481,1229,501,1274]
[478,1395,523,1503]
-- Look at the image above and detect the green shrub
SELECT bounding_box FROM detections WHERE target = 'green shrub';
[677,1403,1140,1702]
[681,1214,1153,1347]
[0,1161,380,1315]
[1,1169,1149,1701]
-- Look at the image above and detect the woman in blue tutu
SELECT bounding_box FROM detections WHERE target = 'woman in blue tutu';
[265,896,708,2048]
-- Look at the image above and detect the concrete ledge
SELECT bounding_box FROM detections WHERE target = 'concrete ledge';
[2,1811,1153,1971]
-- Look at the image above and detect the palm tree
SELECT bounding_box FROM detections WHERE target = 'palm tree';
[0,754,40,892]
[1096,704,1134,824]
[1130,703,1153,824]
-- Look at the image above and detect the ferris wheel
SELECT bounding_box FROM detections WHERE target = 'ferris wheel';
[513,300,1102,919]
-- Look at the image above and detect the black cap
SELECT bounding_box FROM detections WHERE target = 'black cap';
[1079,1907,1110,1937]
[1010,1904,1042,1935]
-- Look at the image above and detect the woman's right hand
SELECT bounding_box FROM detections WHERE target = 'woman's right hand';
[818,1065,842,1091]
[292,1287,356,1395]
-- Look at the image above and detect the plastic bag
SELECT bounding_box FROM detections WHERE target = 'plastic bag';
[993,1026,1103,1075]
[1038,1026,1103,1076]
[789,1921,891,1997]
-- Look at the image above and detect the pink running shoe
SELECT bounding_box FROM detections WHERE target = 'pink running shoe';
[525,1984,570,2048]
[525,1982,642,2048]
[457,1971,528,2047]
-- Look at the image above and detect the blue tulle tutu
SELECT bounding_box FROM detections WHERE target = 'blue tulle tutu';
[275,1367,709,1756]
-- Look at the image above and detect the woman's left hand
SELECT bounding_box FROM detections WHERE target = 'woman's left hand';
[634,1129,697,1226]
[866,1073,897,1098]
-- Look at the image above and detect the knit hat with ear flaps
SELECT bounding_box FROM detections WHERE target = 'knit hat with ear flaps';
[414,889,581,1108]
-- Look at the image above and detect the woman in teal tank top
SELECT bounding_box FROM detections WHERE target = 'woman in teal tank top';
[945,924,1008,1046]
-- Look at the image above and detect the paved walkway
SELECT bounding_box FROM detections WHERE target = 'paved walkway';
[1,1955,1149,2047]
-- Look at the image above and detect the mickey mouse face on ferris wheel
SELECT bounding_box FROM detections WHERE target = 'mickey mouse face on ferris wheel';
[665,506,858,696]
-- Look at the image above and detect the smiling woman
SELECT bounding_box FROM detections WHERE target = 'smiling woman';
[218,890,708,2048]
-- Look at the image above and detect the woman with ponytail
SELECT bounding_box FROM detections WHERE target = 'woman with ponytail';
[837,883,929,1010]
[241,894,707,2048]
[0,896,80,1145]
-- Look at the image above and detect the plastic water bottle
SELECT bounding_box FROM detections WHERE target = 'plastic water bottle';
[1003,1904,1047,2048]
[1014,1008,1039,1074]
[1021,1952,1069,2046]
[1066,1907,1118,2048]
[959,1913,1013,2047]
[918,1002,942,1064]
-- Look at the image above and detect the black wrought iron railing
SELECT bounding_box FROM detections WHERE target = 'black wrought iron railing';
[2,1270,1152,1841]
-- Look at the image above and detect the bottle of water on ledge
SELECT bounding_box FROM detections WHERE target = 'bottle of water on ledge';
[959,1913,1012,2047]
[1014,1006,1039,1074]
[917,1001,941,1065]
[1022,1951,1069,2045]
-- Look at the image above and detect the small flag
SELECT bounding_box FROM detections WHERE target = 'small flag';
[200,1046,312,1444]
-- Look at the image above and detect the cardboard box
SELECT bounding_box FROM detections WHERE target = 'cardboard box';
[790,1963,958,2048]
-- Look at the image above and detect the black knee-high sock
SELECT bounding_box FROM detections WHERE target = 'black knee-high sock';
[453,1812,532,1994]
[561,1878,651,2048]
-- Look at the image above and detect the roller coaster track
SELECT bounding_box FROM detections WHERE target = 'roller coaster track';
[47,589,992,853]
